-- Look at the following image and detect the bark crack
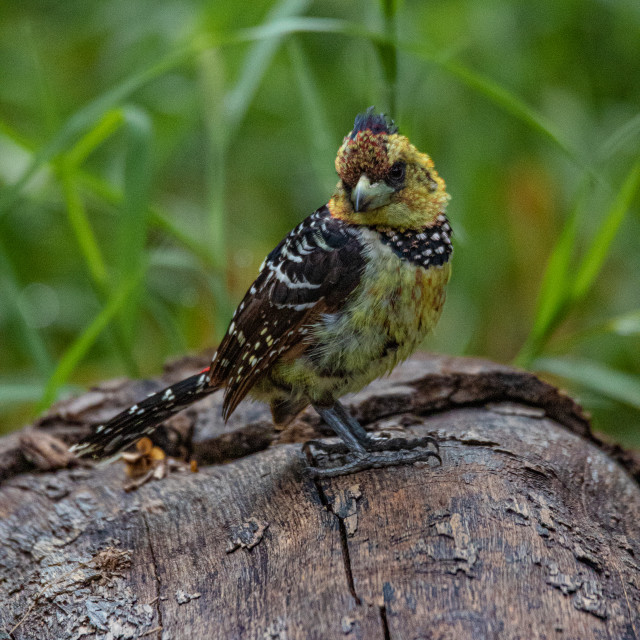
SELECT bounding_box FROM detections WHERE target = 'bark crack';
[336,514,361,605]
[308,471,361,606]
[142,512,164,639]
[379,603,391,640]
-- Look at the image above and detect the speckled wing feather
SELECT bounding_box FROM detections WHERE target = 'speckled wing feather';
[209,206,365,418]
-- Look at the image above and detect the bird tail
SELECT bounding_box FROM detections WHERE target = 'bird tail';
[70,372,218,459]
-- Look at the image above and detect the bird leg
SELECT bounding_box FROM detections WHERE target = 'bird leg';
[304,401,441,478]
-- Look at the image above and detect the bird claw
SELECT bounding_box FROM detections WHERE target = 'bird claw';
[302,433,441,478]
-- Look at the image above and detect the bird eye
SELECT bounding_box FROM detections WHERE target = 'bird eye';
[387,162,406,187]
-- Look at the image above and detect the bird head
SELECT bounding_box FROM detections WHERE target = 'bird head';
[329,108,449,229]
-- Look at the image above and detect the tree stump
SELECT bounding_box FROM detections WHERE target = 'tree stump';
[1,354,639,640]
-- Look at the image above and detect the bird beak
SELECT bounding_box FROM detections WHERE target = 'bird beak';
[351,174,395,212]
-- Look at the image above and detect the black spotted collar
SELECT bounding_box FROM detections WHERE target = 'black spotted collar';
[377,215,453,268]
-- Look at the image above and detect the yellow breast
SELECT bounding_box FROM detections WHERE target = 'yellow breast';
[260,228,451,405]
[345,231,451,366]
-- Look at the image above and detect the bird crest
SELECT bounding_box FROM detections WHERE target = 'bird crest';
[349,107,397,139]
[336,107,396,187]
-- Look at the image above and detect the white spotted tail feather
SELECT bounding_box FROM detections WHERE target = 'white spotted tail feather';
[70,372,216,459]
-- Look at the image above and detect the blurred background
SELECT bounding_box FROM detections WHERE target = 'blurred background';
[0,0,638,445]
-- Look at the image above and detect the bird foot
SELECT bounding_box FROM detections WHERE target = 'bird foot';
[302,433,441,478]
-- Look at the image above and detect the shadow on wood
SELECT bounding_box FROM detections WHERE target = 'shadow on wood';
[1,355,639,639]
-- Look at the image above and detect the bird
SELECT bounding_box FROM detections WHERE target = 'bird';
[71,108,453,477]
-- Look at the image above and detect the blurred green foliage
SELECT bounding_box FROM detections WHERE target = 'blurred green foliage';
[1,0,639,445]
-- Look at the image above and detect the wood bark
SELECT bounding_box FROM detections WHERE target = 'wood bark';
[1,354,639,640]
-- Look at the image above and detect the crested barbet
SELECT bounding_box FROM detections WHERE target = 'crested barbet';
[71,108,453,476]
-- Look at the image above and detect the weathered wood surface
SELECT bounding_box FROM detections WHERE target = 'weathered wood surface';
[1,354,639,640]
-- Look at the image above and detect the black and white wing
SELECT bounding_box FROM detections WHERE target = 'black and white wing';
[208,206,365,418]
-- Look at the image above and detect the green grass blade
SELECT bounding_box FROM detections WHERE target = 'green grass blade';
[0,121,141,377]
[233,21,594,173]
[514,184,587,366]
[224,0,313,132]
[39,269,145,410]
[25,19,60,136]
[198,48,230,342]
[287,39,336,190]
[231,17,350,47]
[535,357,640,410]
[0,45,192,219]
[198,48,228,278]
[435,59,583,170]
[235,20,587,171]
[599,113,640,161]
[544,309,640,354]
[149,209,216,268]
[143,293,188,355]
[0,238,53,374]
[116,106,153,342]
[59,158,109,289]
[1,17,591,224]
[572,161,640,303]
[66,108,125,167]
[206,272,236,334]
[75,171,217,269]
[0,118,37,150]
[2,105,227,276]
[2,16,588,219]
[376,0,399,114]
[517,161,640,366]
[379,0,400,18]
[2,17,341,226]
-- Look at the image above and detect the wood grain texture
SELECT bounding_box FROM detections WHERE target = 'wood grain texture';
[1,355,639,640]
